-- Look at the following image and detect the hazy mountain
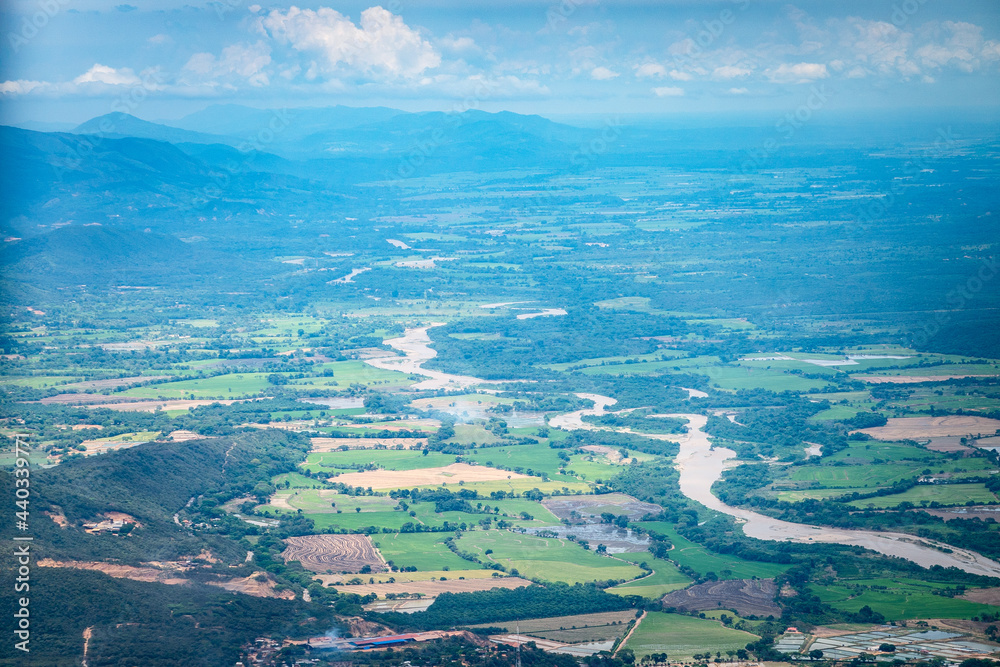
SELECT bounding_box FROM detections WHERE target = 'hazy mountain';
[102,106,589,160]
[168,103,405,139]
[74,112,239,146]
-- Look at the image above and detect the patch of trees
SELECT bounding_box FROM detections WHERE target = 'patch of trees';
[427,308,692,379]
[375,583,640,630]
[704,402,848,460]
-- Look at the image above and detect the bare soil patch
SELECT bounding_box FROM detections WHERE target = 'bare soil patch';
[331,576,531,598]
[45,510,69,527]
[858,416,1000,440]
[38,559,191,585]
[543,493,662,522]
[581,445,625,463]
[39,394,145,405]
[164,430,210,442]
[662,578,780,617]
[282,534,387,573]
[310,437,427,451]
[925,436,973,453]
[919,505,1000,520]
[82,399,245,412]
[207,574,295,599]
[42,557,293,599]
[331,462,528,489]
[960,586,1000,605]
[474,610,636,643]
[61,375,170,391]
[856,375,994,384]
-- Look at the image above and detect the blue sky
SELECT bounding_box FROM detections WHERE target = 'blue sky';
[1,0,999,125]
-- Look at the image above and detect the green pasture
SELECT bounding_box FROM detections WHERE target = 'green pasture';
[814,578,996,620]
[625,612,759,660]
[637,523,789,580]
[610,555,692,598]
[372,532,482,572]
[455,530,643,585]
[848,483,999,509]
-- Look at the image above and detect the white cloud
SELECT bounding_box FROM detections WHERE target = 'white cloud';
[440,35,478,54]
[916,21,983,73]
[590,66,619,80]
[183,41,272,87]
[712,65,752,79]
[669,70,694,81]
[833,18,916,78]
[73,64,141,86]
[147,34,172,46]
[634,62,666,78]
[652,86,684,97]
[728,87,749,95]
[262,6,440,79]
[0,80,46,95]
[765,62,828,83]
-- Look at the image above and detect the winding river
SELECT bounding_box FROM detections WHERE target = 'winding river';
[365,332,1000,577]
[363,324,501,391]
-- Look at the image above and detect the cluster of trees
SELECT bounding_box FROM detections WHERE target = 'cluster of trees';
[376,583,640,629]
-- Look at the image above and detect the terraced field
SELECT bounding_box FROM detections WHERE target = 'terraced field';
[281,534,387,574]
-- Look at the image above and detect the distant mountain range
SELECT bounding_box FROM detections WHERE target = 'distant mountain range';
[68,104,589,160]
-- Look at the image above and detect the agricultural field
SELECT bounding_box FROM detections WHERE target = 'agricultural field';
[302,449,457,473]
[326,462,530,490]
[370,532,482,572]
[471,610,638,644]
[660,578,781,617]
[543,493,663,522]
[281,534,386,574]
[848,483,999,509]
[329,575,532,598]
[609,555,691,598]
[858,416,1000,441]
[625,612,760,660]
[116,373,275,399]
[777,450,994,491]
[813,578,999,620]
[454,530,644,585]
[637,523,790,580]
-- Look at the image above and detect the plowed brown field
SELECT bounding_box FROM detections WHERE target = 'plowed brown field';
[282,534,386,573]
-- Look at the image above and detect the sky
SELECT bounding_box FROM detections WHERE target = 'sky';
[1,0,999,126]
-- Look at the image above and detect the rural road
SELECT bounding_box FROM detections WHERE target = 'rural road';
[614,611,645,657]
